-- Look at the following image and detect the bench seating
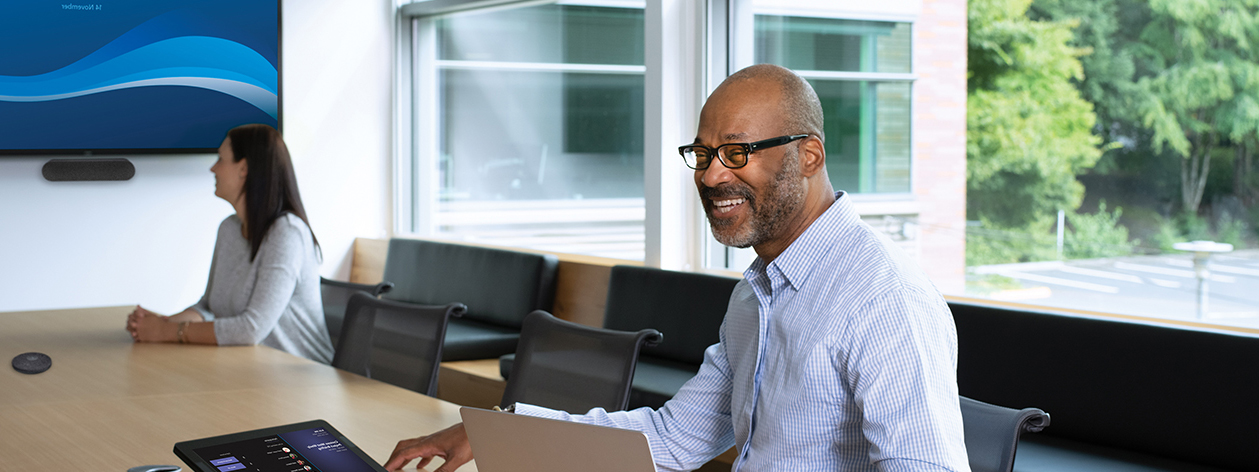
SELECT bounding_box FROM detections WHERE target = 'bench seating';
[382,238,558,361]
[951,301,1257,471]
[601,265,739,409]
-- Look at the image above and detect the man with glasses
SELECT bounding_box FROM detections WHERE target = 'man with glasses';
[385,64,968,472]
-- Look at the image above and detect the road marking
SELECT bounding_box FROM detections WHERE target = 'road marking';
[993,271,1120,293]
[1056,266,1144,284]
[989,287,1053,301]
[1208,311,1259,319]
[1163,259,1259,277]
[1149,279,1182,288]
[1113,262,1236,283]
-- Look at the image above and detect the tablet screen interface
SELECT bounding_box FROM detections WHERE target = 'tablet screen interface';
[192,426,377,472]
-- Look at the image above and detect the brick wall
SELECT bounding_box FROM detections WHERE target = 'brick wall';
[913,0,968,293]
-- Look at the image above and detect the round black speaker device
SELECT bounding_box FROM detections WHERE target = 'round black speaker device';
[12,352,52,374]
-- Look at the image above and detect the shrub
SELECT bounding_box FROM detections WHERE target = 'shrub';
[1064,202,1136,259]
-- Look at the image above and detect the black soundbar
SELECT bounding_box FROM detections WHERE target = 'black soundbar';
[42,158,135,181]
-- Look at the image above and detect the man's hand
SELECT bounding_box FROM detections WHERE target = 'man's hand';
[384,423,472,472]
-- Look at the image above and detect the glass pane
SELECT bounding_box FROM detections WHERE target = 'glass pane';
[437,5,644,65]
[424,4,646,261]
[808,79,910,194]
[755,16,910,73]
[439,69,644,201]
[874,82,911,191]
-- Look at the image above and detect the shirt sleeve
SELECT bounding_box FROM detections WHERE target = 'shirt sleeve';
[839,285,969,472]
[514,325,739,472]
[213,218,305,345]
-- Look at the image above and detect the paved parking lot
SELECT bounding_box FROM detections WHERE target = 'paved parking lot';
[968,250,1259,330]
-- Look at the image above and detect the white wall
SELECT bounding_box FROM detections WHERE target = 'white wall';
[0,0,395,313]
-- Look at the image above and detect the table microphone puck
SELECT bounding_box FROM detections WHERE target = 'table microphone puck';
[12,352,51,374]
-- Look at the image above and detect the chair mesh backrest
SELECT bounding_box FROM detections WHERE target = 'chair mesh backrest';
[960,396,1050,472]
[603,265,737,364]
[332,292,465,396]
[320,278,392,348]
[501,311,662,414]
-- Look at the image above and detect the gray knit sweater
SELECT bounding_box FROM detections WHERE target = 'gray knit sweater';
[190,213,333,364]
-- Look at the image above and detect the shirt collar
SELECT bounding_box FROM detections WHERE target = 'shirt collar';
[743,191,854,292]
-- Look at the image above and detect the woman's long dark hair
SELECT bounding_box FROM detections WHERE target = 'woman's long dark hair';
[227,124,319,261]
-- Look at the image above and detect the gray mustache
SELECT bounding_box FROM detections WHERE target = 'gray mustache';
[699,184,753,202]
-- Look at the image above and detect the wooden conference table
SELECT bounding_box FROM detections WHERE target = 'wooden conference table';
[0,306,474,471]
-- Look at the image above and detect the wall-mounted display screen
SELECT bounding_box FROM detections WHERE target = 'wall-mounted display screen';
[0,0,280,154]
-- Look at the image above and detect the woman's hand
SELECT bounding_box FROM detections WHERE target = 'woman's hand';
[126,306,176,343]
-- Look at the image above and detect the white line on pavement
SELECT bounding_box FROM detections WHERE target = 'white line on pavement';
[1113,262,1236,283]
[1162,259,1259,277]
[1056,266,1144,284]
[994,271,1120,293]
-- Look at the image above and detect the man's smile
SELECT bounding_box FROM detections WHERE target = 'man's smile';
[711,197,747,214]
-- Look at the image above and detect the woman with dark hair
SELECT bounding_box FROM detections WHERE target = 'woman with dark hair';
[126,124,333,363]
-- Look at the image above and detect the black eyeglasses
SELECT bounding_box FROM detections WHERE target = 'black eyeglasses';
[678,134,809,170]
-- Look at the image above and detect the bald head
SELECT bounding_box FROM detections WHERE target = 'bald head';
[717,64,825,141]
[693,64,836,260]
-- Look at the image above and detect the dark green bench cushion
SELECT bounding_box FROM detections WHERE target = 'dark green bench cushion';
[382,239,557,360]
[951,301,1259,471]
[603,265,737,365]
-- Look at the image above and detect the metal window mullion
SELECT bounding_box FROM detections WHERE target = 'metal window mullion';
[414,17,440,237]
[402,0,552,18]
[394,16,417,237]
[645,0,705,270]
[794,70,915,81]
[435,60,646,74]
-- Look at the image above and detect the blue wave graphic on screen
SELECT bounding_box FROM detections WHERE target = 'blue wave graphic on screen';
[0,35,277,119]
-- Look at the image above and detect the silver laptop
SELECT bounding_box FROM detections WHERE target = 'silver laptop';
[460,407,656,472]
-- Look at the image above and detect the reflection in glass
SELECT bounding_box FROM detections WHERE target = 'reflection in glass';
[752,11,914,195]
[438,5,644,65]
[756,17,911,73]
[423,4,646,260]
[439,70,644,202]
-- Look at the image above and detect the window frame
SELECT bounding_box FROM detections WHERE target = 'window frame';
[397,0,707,270]
[397,0,921,272]
[705,0,920,270]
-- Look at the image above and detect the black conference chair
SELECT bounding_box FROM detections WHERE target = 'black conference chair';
[332,292,466,396]
[500,311,663,414]
[320,277,394,348]
[960,396,1051,472]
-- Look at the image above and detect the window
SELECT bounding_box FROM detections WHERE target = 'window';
[756,16,913,194]
[408,2,647,260]
[401,0,945,283]
[959,0,1259,330]
[398,0,1258,336]
[707,4,918,271]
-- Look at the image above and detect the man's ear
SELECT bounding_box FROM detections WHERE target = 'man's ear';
[798,136,825,177]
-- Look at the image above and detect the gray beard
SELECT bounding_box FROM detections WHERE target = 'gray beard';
[706,148,806,248]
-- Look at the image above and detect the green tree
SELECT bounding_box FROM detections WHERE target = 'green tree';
[1135,0,1259,212]
[1029,0,1147,141]
[968,0,1104,261]
[1038,0,1259,214]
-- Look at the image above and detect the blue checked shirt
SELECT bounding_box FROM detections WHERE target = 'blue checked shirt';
[515,193,969,471]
